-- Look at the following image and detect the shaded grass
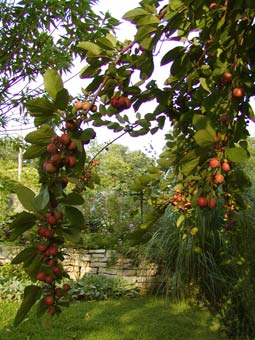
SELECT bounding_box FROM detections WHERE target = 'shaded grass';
[0,297,224,340]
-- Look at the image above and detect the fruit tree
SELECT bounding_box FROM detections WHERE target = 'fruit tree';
[7,0,255,330]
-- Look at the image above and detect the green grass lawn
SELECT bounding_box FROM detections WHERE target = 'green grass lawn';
[0,297,224,340]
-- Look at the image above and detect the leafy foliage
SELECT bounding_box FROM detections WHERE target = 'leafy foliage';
[0,263,32,302]
[0,0,118,127]
[69,274,139,301]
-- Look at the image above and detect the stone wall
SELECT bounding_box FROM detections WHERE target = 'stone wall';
[63,248,161,292]
[0,246,161,292]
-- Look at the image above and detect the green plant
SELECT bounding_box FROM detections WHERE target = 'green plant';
[69,274,139,301]
[0,264,32,302]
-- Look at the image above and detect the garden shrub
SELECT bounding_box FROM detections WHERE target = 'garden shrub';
[69,274,139,301]
[0,263,32,301]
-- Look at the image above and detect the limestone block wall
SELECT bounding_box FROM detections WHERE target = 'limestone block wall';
[0,246,161,292]
[63,248,161,291]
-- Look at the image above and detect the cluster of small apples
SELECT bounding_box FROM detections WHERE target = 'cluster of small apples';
[36,211,71,314]
[43,132,77,174]
[75,100,97,113]
[221,71,244,99]
[41,283,71,315]
[110,95,132,110]
[197,196,216,209]
[196,157,231,209]
[208,157,231,185]
[170,189,191,211]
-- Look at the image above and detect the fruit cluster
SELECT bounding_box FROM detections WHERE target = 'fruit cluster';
[43,133,77,174]
[170,189,191,211]
[75,100,97,113]
[35,209,71,315]
[110,95,132,110]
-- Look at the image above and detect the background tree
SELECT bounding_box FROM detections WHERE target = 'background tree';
[0,0,118,128]
[81,143,155,249]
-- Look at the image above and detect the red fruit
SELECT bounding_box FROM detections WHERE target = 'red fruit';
[36,272,46,281]
[53,266,62,275]
[44,228,54,238]
[63,283,71,292]
[54,211,63,221]
[43,295,54,306]
[222,162,231,172]
[50,154,61,166]
[197,197,208,208]
[91,104,97,112]
[44,275,54,284]
[67,156,76,168]
[44,162,58,174]
[47,143,57,154]
[60,133,71,145]
[81,101,91,111]
[47,306,56,315]
[232,87,244,98]
[110,97,119,108]
[209,2,217,9]
[38,227,47,237]
[47,213,57,226]
[176,194,182,202]
[209,158,220,168]
[124,97,132,108]
[208,198,216,209]
[47,258,58,266]
[51,135,59,144]
[214,173,224,184]
[223,72,232,83]
[46,245,58,256]
[55,288,63,298]
[75,101,83,110]
[67,141,77,152]
[65,120,75,130]
[37,243,47,253]
[118,96,127,109]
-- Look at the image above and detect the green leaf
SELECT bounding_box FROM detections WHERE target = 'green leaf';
[10,212,36,240]
[16,184,35,211]
[25,98,56,115]
[25,125,55,145]
[136,15,160,26]
[135,26,157,42]
[192,114,208,130]
[23,144,46,159]
[33,185,50,211]
[11,246,37,265]
[161,46,185,66]
[123,7,149,21]
[65,206,84,227]
[199,78,211,93]
[180,150,200,176]
[225,147,249,162]
[177,214,185,228]
[61,226,81,243]
[80,128,96,142]
[14,285,42,327]
[96,37,115,50]
[63,193,84,205]
[194,128,216,147]
[54,88,69,110]
[44,69,64,100]
[78,41,102,56]
[80,65,100,79]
